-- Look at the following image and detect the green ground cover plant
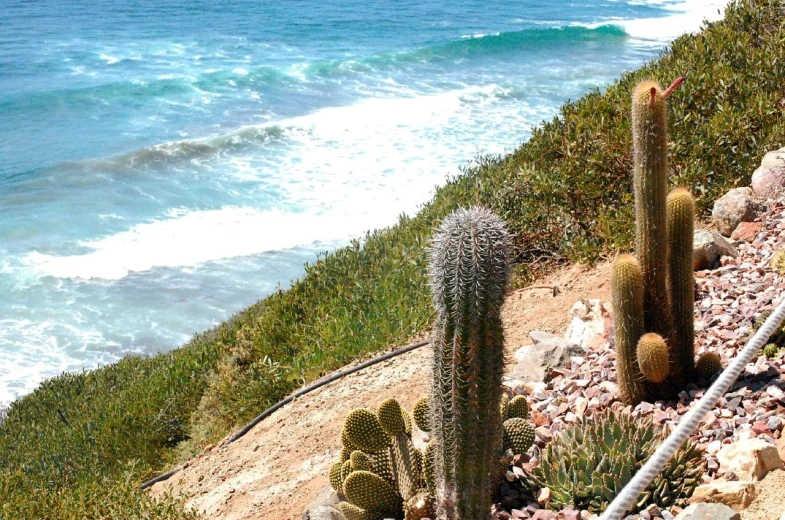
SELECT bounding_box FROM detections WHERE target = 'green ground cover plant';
[1,1,783,517]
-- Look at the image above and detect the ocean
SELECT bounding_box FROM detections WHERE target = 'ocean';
[0,0,725,405]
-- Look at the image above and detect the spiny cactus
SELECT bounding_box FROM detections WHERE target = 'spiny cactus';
[341,459,353,484]
[636,333,671,384]
[377,398,422,500]
[342,408,392,452]
[529,411,703,514]
[632,79,673,340]
[350,450,374,473]
[507,395,529,420]
[329,461,344,493]
[429,207,511,520]
[502,418,535,454]
[423,441,436,495]
[499,393,510,420]
[696,352,723,381]
[412,397,430,433]
[344,471,404,517]
[404,491,437,520]
[764,343,780,359]
[338,502,374,520]
[612,254,647,405]
[667,187,695,384]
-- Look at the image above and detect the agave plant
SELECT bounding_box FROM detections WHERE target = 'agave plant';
[527,411,703,515]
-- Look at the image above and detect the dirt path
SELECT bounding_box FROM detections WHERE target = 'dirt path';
[149,262,612,520]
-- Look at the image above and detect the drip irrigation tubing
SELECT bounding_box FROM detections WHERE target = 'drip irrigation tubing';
[139,339,431,490]
[600,295,785,520]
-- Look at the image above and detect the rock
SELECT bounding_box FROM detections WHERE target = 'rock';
[302,486,341,520]
[730,221,762,242]
[535,425,553,442]
[716,439,785,481]
[536,487,551,506]
[712,187,761,236]
[564,299,612,351]
[693,230,738,270]
[688,480,756,510]
[752,148,785,199]
[776,436,785,464]
[306,506,346,520]
[674,503,740,520]
[508,332,582,384]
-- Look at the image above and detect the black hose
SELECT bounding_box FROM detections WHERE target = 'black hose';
[139,339,431,490]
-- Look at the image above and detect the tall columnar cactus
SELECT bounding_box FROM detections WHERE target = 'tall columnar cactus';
[667,188,695,384]
[429,207,511,520]
[632,80,673,339]
[611,254,646,405]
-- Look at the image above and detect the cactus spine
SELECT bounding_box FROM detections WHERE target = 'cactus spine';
[667,188,695,384]
[429,207,511,520]
[611,254,646,405]
[632,80,673,340]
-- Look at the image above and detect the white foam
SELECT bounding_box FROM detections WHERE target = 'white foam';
[596,0,728,43]
[23,208,361,280]
[99,53,120,65]
[24,84,544,281]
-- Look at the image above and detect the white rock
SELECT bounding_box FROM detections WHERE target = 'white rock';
[752,147,785,199]
[716,439,784,481]
[564,299,610,351]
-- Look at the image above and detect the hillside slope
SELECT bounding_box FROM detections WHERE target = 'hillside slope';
[150,263,612,519]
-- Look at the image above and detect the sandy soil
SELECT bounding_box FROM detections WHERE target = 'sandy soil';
[149,261,612,520]
[741,469,785,520]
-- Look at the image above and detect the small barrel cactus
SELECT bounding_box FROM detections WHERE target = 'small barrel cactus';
[696,352,723,381]
[636,333,671,384]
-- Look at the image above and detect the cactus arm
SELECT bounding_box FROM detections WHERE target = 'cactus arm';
[611,255,647,405]
[667,188,696,384]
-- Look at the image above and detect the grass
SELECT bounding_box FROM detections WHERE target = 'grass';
[1,1,784,517]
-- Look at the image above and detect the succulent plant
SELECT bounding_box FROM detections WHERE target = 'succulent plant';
[632,80,673,341]
[764,343,780,359]
[636,333,671,384]
[529,411,703,514]
[667,188,696,384]
[429,207,511,520]
[507,395,529,420]
[412,397,430,433]
[404,491,437,520]
[377,398,422,500]
[502,418,535,454]
[329,461,344,493]
[772,249,785,274]
[338,502,374,520]
[344,471,403,517]
[342,408,391,452]
[350,450,374,473]
[611,254,646,405]
[613,78,699,403]
[695,352,723,381]
[499,393,510,421]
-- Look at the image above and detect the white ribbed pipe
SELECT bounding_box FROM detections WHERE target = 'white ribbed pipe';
[600,295,785,520]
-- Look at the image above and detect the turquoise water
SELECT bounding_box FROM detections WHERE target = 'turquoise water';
[0,0,725,403]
